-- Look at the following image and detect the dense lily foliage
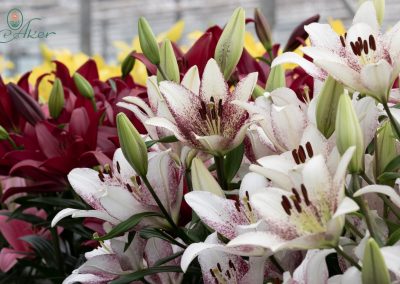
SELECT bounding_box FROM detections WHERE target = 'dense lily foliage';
[1,1,400,283]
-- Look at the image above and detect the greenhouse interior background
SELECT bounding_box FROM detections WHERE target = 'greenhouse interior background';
[0,0,399,76]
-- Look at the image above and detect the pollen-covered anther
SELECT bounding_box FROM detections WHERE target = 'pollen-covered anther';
[98,170,105,182]
[292,149,300,165]
[116,161,121,174]
[305,141,313,158]
[297,145,306,163]
[281,195,292,216]
[198,96,224,135]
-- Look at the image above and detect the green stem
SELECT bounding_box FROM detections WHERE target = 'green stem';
[345,219,363,239]
[156,64,169,81]
[50,228,63,273]
[7,137,18,149]
[352,174,382,245]
[334,245,362,270]
[214,156,227,191]
[141,175,178,231]
[90,98,98,112]
[383,102,400,139]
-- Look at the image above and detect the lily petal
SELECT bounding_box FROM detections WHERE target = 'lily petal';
[200,58,228,103]
[354,185,400,208]
[181,65,200,95]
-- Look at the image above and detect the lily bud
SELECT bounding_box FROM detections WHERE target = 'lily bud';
[138,17,160,65]
[121,52,136,79]
[7,83,45,125]
[316,76,344,138]
[116,113,148,176]
[373,0,385,26]
[252,84,265,99]
[375,120,397,177]
[157,39,180,83]
[191,157,224,197]
[254,8,272,50]
[48,78,65,119]
[265,65,286,92]
[0,126,9,140]
[214,7,245,80]
[362,238,391,284]
[335,91,364,173]
[73,73,94,100]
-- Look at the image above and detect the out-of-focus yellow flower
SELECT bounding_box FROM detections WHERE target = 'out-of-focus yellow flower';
[244,32,265,58]
[113,20,185,86]
[0,55,14,74]
[328,17,346,35]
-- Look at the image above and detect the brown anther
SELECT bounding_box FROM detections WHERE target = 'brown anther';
[200,101,207,120]
[344,32,347,39]
[355,41,362,56]
[305,142,313,158]
[301,184,311,206]
[98,171,105,182]
[210,96,215,103]
[126,183,133,192]
[116,161,121,174]
[369,35,376,51]
[292,188,301,203]
[297,146,306,163]
[229,260,236,271]
[281,196,292,215]
[217,263,222,272]
[245,191,250,200]
[135,176,142,186]
[218,99,223,117]
[293,199,302,213]
[357,37,362,46]
[340,35,346,47]
[363,40,369,54]
[234,200,241,212]
[211,107,217,120]
[350,41,357,55]
[247,202,253,212]
[210,269,216,278]
[292,149,300,165]
[226,270,231,279]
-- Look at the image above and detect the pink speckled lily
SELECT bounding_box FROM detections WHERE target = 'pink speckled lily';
[227,147,360,253]
[273,1,400,103]
[146,58,258,156]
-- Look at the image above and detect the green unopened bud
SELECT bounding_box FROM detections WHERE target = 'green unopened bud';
[375,120,397,177]
[48,78,65,119]
[265,65,286,92]
[73,73,94,100]
[316,76,344,138]
[336,91,364,173]
[121,53,136,79]
[252,84,265,99]
[254,8,272,50]
[191,157,224,197]
[0,125,9,140]
[214,7,245,80]
[362,238,390,284]
[373,0,385,26]
[157,39,180,83]
[138,17,160,65]
[116,113,148,176]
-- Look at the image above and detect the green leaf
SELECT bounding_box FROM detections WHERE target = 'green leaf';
[387,228,400,246]
[383,155,400,173]
[362,238,391,284]
[0,211,47,225]
[153,251,184,267]
[224,143,244,182]
[15,196,87,209]
[110,266,182,284]
[139,227,186,248]
[145,135,178,148]
[95,212,163,241]
[20,235,57,268]
[377,172,400,183]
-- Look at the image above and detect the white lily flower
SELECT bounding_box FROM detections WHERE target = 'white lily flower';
[51,148,184,227]
[354,184,400,208]
[273,1,400,103]
[236,87,308,156]
[283,249,334,284]
[227,148,360,253]
[146,58,258,156]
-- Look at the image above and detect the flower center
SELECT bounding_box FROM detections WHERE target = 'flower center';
[291,141,313,165]
[209,260,238,284]
[199,96,223,135]
[341,33,377,65]
[235,191,257,224]
[281,185,326,234]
